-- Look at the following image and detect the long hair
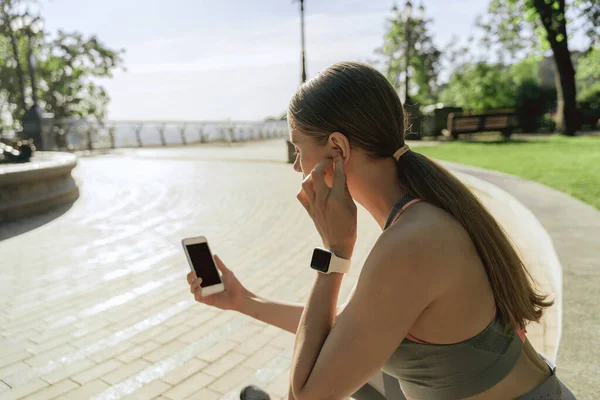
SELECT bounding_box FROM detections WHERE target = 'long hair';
[288,61,552,329]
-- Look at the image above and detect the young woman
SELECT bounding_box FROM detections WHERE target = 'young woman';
[187,62,576,399]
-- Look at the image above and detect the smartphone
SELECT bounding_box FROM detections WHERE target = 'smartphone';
[181,236,225,296]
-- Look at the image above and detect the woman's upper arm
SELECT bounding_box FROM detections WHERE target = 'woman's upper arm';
[293,227,452,400]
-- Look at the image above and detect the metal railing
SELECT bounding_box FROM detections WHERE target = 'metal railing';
[40,119,289,151]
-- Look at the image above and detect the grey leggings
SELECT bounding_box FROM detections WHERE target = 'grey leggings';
[516,373,576,399]
[516,356,576,400]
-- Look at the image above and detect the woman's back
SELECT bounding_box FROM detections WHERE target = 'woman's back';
[381,199,552,399]
[394,201,497,344]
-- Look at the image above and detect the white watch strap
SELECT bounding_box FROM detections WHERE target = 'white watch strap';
[328,252,351,274]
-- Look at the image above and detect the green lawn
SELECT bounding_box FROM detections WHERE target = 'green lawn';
[415,135,600,210]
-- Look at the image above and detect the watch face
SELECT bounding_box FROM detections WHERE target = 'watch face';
[311,248,332,273]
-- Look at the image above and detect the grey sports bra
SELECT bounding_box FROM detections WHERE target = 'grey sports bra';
[382,194,524,399]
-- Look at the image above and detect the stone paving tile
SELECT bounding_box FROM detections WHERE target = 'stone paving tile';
[0,338,33,351]
[0,340,33,359]
[205,310,238,327]
[90,315,252,399]
[229,323,264,343]
[0,141,558,399]
[26,334,76,355]
[116,340,162,364]
[208,365,255,394]
[179,322,216,344]
[89,341,135,363]
[70,328,113,348]
[183,387,222,400]
[5,349,74,387]
[61,378,109,399]
[25,378,79,400]
[162,371,216,400]
[160,358,208,386]
[130,325,169,345]
[196,339,239,363]
[142,340,188,363]
[243,345,284,369]
[219,348,293,400]
[72,359,123,385]
[41,358,96,384]
[154,324,194,345]
[0,362,29,381]
[99,359,151,385]
[236,331,274,356]
[1,324,43,341]
[262,325,284,337]
[122,379,172,399]
[269,330,296,350]
[0,378,48,400]
[163,311,194,328]
[265,369,292,399]
[0,350,33,369]
[203,351,247,377]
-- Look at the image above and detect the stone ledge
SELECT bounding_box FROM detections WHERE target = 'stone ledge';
[0,152,79,223]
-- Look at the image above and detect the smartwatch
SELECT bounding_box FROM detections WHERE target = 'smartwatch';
[310,248,351,274]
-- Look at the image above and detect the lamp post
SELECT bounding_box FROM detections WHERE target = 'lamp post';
[391,1,424,106]
[11,12,45,149]
[287,0,308,164]
[293,0,307,84]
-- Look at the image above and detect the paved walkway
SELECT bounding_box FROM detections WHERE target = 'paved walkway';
[0,140,586,399]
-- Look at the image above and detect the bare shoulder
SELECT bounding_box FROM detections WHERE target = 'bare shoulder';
[371,201,473,284]
[384,201,466,244]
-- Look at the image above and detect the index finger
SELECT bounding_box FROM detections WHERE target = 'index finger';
[311,159,332,199]
[331,152,348,195]
[187,270,196,285]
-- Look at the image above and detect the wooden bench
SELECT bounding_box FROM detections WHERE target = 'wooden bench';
[445,110,517,139]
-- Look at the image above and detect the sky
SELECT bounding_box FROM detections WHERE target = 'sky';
[37,0,504,121]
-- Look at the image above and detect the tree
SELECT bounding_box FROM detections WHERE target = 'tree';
[375,3,441,106]
[0,0,124,132]
[576,46,600,103]
[439,62,516,112]
[0,2,26,112]
[478,0,599,136]
[439,57,557,132]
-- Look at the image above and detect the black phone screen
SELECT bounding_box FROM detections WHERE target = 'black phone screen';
[186,242,222,287]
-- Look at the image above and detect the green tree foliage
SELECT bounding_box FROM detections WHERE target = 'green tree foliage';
[477,0,598,135]
[440,56,557,132]
[576,46,600,103]
[375,4,441,106]
[439,62,516,112]
[575,46,600,129]
[509,56,541,85]
[514,79,557,131]
[0,0,124,130]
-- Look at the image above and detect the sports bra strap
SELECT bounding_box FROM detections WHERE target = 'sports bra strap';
[384,194,423,230]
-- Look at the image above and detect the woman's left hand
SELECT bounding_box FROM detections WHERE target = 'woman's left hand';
[297,151,357,259]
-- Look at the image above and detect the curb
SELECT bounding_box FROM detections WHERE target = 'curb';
[0,152,80,223]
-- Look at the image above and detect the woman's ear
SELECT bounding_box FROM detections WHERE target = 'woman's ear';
[328,132,350,162]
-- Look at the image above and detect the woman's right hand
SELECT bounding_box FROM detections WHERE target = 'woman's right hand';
[186,254,248,311]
